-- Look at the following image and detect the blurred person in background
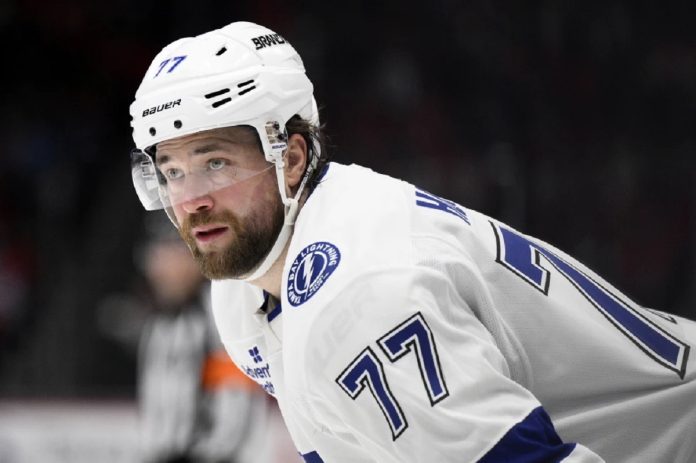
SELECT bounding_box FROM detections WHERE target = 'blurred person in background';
[134,213,270,463]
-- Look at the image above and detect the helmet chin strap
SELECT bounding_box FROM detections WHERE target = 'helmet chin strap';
[241,155,310,282]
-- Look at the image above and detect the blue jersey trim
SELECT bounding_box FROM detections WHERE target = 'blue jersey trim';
[260,291,270,311]
[268,300,282,322]
[301,450,325,462]
[308,163,331,195]
[478,407,576,463]
[316,163,330,182]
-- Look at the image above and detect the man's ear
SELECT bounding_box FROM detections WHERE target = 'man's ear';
[283,133,308,194]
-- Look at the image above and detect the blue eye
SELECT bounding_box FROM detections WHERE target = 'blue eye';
[208,158,227,170]
[165,168,184,180]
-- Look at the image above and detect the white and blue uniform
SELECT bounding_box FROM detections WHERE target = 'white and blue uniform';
[211,162,696,462]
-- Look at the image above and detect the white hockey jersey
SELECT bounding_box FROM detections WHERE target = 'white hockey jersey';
[211,162,696,462]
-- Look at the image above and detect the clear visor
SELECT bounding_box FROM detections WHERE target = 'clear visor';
[130,149,274,211]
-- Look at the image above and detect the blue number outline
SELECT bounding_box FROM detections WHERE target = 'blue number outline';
[336,347,408,440]
[491,221,690,378]
[377,312,449,406]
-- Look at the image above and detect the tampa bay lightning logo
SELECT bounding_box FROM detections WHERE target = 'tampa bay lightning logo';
[287,242,341,306]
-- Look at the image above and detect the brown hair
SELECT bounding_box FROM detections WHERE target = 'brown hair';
[236,115,330,192]
[285,114,331,191]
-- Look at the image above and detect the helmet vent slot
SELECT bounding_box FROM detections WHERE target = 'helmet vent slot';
[216,46,227,56]
[238,86,256,96]
[211,97,232,108]
[237,79,256,96]
[205,88,230,99]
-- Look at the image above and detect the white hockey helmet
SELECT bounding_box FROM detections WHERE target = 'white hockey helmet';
[130,21,319,280]
[130,20,317,153]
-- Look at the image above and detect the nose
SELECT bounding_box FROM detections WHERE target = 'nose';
[174,171,216,213]
[181,194,214,213]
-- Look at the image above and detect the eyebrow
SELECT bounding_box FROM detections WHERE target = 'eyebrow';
[156,143,225,166]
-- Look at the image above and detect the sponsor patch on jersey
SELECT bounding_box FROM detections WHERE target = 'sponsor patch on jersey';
[287,242,341,307]
[241,344,275,396]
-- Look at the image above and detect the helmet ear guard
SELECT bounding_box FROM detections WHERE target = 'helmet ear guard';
[130,21,320,280]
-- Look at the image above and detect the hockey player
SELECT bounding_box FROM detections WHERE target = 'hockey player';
[129,21,696,462]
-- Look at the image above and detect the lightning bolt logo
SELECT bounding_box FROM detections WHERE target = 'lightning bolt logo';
[287,242,342,307]
[302,254,315,292]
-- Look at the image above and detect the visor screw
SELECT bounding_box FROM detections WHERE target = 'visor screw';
[149,127,156,136]
[174,120,182,129]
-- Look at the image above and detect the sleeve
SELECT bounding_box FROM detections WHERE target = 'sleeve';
[290,267,605,463]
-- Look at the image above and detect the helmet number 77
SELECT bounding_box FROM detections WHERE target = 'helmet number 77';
[154,55,187,77]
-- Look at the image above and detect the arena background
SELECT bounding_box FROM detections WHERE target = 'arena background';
[0,1,695,459]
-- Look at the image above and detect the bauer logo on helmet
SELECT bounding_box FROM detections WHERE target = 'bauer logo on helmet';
[142,99,182,118]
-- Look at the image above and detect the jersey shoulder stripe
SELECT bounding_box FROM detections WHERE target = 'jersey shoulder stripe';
[301,450,325,462]
[478,406,575,462]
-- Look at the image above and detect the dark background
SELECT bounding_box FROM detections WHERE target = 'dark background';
[1,1,694,397]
